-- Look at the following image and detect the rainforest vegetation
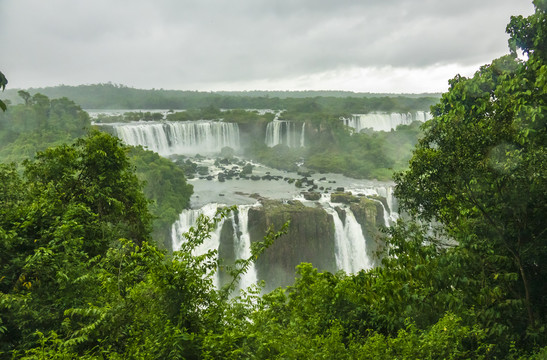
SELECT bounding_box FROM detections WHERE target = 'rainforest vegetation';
[0,96,193,253]
[0,1,546,358]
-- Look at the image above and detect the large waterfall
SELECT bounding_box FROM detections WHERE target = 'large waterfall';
[342,111,432,132]
[265,120,306,147]
[110,121,240,156]
[171,193,392,288]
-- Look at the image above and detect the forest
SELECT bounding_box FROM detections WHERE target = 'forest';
[1,84,438,115]
[0,1,546,358]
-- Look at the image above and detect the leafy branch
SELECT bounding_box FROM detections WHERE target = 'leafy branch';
[0,71,7,111]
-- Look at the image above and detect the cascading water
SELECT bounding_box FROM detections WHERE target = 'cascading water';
[171,203,226,288]
[171,203,258,291]
[341,112,431,132]
[322,203,372,273]
[110,120,240,156]
[299,122,306,147]
[310,193,374,273]
[231,205,257,290]
[372,199,391,227]
[414,111,433,122]
[265,120,305,147]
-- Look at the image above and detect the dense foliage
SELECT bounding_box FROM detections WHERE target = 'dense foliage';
[0,94,193,251]
[0,134,284,357]
[0,93,90,163]
[0,132,152,354]
[128,146,194,250]
[395,0,547,333]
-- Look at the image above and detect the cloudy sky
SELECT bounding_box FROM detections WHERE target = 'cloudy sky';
[0,0,534,93]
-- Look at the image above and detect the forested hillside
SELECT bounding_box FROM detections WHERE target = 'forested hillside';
[2,84,438,113]
[0,1,546,358]
[0,95,193,251]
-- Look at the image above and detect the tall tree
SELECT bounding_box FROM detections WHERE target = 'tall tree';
[395,0,546,330]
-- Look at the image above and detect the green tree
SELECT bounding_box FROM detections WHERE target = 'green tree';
[395,0,546,336]
[0,71,7,111]
[0,131,152,354]
[0,93,91,163]
[17,90,31,106]
[128,145,194,250]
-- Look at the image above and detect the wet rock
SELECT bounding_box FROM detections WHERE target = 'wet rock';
[248,200,335,291]
[302,191,321,201]
[334,206,346,223]
[330,192,359,204]
[197,166,209,176]
[241,163,253,175]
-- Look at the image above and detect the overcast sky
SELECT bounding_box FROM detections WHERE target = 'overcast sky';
[0,0,535,93]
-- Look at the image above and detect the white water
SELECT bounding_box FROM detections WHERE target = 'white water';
[171,203,225,288]
[232,205,257,290]
[265,120,305,147]
[322,201,372,273]
[342,112,432,132]
[171,203,258,290]
[300,122,306,147]
[109,120,240,156]
[379,200,391,227]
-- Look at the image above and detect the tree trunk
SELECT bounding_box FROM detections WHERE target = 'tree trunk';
[515,253,535,327]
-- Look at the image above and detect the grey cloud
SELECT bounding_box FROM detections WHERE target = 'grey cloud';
[0,0,535,91]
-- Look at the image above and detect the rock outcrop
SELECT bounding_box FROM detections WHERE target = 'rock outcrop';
[247,200,336,291]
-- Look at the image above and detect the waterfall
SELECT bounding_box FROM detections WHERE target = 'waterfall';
[171,203,225,288]
[344,209,372,272]
[414,111,433,122]
[265,120,305,147]
[372,199,391,227]
[330,208,352,271]
[300,122,306,147]
[320,200,372,273]
[110,120,240,156]
[232,205,257,290]
[172,203,258,290]
[379,186,399,223]
[342,112,431,132]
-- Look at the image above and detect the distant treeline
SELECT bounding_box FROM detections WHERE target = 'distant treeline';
[2,83,439,113]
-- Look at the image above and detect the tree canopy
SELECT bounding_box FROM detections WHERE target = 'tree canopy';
[395,0,546,340]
